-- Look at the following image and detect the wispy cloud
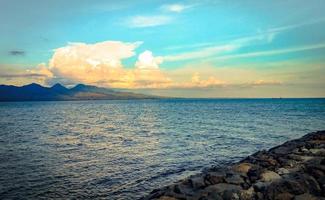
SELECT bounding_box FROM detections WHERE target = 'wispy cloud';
[210,43,325,61]
[125,15,173,28]
[163,18,325,55]
[164,45,237,62]
[0,73,47,78]
[267,17,325,34]
[161,3,193,13]
[8,50,25,56]
[163,32,275,62]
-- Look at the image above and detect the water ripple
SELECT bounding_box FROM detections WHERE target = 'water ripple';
[0,99,324,199]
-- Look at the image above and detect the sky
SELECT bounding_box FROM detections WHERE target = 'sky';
[0,0,325,97]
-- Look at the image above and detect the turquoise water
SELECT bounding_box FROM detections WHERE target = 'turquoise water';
[0,98,324,199]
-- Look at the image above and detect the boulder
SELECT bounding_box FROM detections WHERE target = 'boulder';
[294,193,318,200]
[225,174,245,185]
[204,183,242,194]
[259,170,282,182]
[204,172,225,185]
[274,192,294,200]
[232,163,253,174]
[239,187,255,200]
[189,176,206,189]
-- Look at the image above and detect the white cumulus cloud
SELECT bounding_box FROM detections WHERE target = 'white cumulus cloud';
[135,50,163,70]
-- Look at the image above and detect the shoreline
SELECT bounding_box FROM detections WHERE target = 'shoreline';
[143,131,325,200]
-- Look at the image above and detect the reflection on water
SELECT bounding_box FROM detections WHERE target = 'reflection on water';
[0,99,324,199]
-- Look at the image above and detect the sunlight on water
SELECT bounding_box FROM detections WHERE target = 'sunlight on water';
[0,99,325,199]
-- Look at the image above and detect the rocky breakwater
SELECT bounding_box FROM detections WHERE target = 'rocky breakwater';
[143,131,325,200]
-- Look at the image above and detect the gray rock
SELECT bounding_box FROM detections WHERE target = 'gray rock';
[254,181,271,192]
[225,174,245,185]
[205,192,223,200]
[204,172,225,185]
[222,190,240,200]
[143,131,325,200]
[294,193,318,200]
[190,176,206,189]
[274,192,294,200]
[309,148,325,156]
[157,196,179,200]
[204,183,242,194]
[276,167,290,175]
[239,187,255,200]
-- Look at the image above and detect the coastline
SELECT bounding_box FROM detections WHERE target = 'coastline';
[143,131,325,200]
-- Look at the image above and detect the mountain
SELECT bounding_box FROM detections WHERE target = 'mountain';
[0,83,158,101]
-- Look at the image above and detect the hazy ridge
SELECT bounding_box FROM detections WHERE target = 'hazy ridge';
[0,83,157,101]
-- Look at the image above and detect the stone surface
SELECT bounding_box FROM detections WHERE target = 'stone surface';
[142,131,325,200]
[294,193,318,200]
[259,170,282,182]
[205,183,242,194]
[232,163,253,174]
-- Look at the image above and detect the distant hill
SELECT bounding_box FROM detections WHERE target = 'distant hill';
[0,83,158,101]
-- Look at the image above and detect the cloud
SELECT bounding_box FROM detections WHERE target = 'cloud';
[164,45,237,62]
[40,41,172,89]
[267,17,325,34]
[251,79,282,86]
[50,41,141,69]
[161,4,190,13]
[210,43,325,61]
[163,32,275,62]
[6,40,303,91]
[0,64,53,86]
[176,73,225,88]
[135,50,163,70]
[126,15,172,28]
[162,18,325,61]
[0,73,46,78]
[9,50,25,56]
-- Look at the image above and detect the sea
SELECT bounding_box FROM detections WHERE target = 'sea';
[0,98,324,199]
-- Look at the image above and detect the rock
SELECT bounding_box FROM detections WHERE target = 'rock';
[277,168,290,175]
[190,176,206,189]
[254,181,271,192]
[247,167,263,183]
[321,158,325,165]
[256,192,264,200]
[296,174,321,195]
[174,184,195,196]
[272,146,292,155]
[266,179,307,196]
[157,196,179,200]
[274,192,294,200]
[204,172,225,185]
[239,187,255,200]
[300,147,309,153]
[294,193,318,200]
[143,131,325,200]
[232,163,253,174]
[204,183,242,194]
[317,176,325,192]
[260,170,282,182]
[309,148,325,156]
[205,192,223,200]
[222,190,240,200]
[225,174,245,185]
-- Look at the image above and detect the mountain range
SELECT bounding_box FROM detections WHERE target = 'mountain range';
[0,83,158,101]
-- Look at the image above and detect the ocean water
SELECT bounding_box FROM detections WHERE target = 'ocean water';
[0,98,324,199]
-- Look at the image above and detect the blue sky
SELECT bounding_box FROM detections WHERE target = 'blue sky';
[0,0,325,97]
